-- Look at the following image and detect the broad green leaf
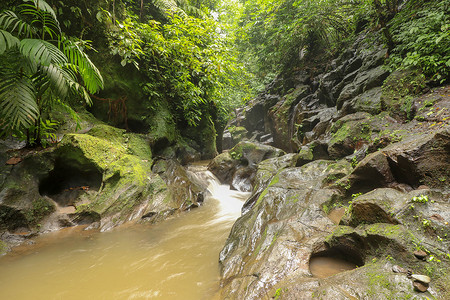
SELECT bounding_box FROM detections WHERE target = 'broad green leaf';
[20,39,67,66]
[0,29,20,54]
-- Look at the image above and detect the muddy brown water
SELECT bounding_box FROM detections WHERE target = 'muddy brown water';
[309,256,358,278]
[0,165,250,300]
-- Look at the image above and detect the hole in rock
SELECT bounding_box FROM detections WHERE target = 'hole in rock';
[152,137,171,156]
[39,160,102,207]
[309,248,363,278]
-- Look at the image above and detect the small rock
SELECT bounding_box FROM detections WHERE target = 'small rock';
[430,214,444,222]
[414,250,427,260]
[411,274,431,284]
[392,265,407,273]
[6,157,22,165]
[413,280,429,292]
[417,185,430,190]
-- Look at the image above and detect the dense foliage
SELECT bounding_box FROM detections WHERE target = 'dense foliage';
[1,0,448,147]
[0,0,103,145]
[102,1,252,127]
[388,0,450,84]
[231,0,449,86]
[233,0,361,83]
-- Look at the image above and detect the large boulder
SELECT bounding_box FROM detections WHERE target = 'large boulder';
[208,141,285,192]
[219,157,449,299]
[339,126,450,195]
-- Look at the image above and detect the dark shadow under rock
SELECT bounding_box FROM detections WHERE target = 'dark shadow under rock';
[39,159,102,207]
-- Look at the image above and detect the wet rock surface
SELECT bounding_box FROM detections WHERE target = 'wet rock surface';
[217,29,450,300]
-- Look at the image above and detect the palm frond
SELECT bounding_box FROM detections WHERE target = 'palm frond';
[20,38,67,66]
[21,3,61,38]
[26,0,58,21]
[0,29,20,54]
[61,39,104,94]
[68,79,93,105]
[58,63,93,105]
[40,63,70,98]
[0,74,39,130]
[0,11,34,38]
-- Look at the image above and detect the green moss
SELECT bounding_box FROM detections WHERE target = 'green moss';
[60,133,127,170]
[105,155,150,184]
[297,147,313,161]
[125,134,152,160]
[147,100,178,144]
[367,269,391,296]
[273,288,282,299]
[325,225,355,243]
[229,142,257,160]
[365,224,403,238]
[87,124,126,145]
[381,69,426,119]
[58,124,166,223]
[228,126,248,138]
[255,173,280,206]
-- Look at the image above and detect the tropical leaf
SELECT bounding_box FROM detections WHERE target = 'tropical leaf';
[0,11,34,38]
[61,39,104,94]
[40,63,70,98]
[19,38,67,66]
[0,74,39,130]
[23,0,58,21]
[0,29,20,54]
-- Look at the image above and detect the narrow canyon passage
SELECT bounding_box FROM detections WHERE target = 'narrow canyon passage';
[0,165,250,300]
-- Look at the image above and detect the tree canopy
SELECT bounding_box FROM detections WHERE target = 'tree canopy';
[1,0,449,145]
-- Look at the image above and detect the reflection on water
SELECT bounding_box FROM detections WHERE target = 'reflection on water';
[0,165,250,300]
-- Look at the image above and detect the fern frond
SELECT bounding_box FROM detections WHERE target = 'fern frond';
[20,38,67,66]
[0,74,39,130]
[0,29,20,54]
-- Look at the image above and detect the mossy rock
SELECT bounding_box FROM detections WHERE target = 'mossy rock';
[342,188,405,227]
[295,146,314,166]
[228,126,248,144]
[268,85,310,151]
[328,112,373,159]
[381,68,427,121]
[181,111,218,159]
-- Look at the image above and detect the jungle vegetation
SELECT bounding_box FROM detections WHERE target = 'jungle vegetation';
[0,0,449,147]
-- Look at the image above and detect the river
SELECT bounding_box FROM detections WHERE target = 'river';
[0,164,250,300]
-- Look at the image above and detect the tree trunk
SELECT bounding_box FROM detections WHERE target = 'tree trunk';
[112,0,116,24]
